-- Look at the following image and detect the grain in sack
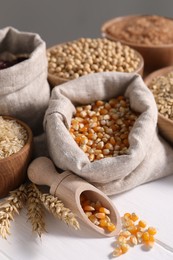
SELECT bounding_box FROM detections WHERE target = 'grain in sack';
[44,72,173,195]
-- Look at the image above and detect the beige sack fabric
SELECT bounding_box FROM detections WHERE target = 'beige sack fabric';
[44,72,173,195]
[0,27,50,135]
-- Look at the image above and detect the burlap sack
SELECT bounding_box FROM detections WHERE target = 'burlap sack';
[44,72,173,195]
[0,27,50,135]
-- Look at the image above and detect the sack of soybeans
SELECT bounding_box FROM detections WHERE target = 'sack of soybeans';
[44,72,173,195]
[0,26,50,135]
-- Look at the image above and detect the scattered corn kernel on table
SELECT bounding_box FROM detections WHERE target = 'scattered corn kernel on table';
[0,174,173,260]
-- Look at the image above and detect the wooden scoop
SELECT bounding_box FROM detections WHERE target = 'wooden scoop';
[27,157,121,237]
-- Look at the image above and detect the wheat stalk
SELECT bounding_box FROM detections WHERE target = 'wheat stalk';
[26,183,46,237]
[0,184,27,239]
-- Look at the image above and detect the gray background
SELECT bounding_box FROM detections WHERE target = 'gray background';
[0,0,173,47]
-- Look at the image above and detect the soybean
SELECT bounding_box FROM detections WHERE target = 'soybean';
[47,38,141,80]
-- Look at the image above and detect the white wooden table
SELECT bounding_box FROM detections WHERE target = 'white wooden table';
[0,174,173,260]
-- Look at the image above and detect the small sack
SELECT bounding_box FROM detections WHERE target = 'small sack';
[44,72,173,195]
[0,27,50,135]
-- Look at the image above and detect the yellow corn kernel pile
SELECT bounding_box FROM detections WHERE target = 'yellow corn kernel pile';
[113,212,157,257]
[80,194,116,232]
[69,96,138,161]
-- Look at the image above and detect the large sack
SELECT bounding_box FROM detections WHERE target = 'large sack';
[44,72,173,195]
[0,26,50,135]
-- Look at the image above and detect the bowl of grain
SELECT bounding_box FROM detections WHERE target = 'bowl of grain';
[101,15,173,75]
[0,116,33,198]
[144,66,173,144]
[47,37,144,87]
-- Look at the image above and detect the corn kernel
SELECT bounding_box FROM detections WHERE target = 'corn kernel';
[89,154,95,161]
[76,107,83,112]
[85,212,92,217]
[80,144,88,152]
[138,220,147,228]
[142,232,150,241]
[105,215,111,223]
[130,212,139,222]
[148,227,157,235]
[99,207,110,215]
[103,149,110,155]
[107,222,116,232]
[109,99,118,107]
[136,231,143,239]
[96,100,104,107]
[113,247,122,257]
[83,205,95,211]
[137,226,145,232]
[80,111,87,118]
[100,108,108,115]
[97,141,104,149]
[118,235,127,244]
[91,116,98,122]
[94,149,102,155]
[149,235,155,242]
[124,219,134,228]
[129,235,138,245]
[95,213,106,219]
[119,230,131,238]
[99,218,108,227]
[104,143,114,150]
[123,212,131,220]
[110,137,116,145]
[127,225,138,235]
[87,140,93,146]
[88,215,99,225]
[121,244,130,254]
[96,154,104,160]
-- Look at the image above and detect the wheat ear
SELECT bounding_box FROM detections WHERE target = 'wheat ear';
[26,183,46,237]
[33,185,80,230]
[0,184,27,239]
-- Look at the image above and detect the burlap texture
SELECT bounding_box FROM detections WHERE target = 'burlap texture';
[44,72,173,195]
[0,27,50,135]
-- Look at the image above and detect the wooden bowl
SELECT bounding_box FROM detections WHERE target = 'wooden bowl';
[47,42,144,88]
[101,15,173,75]
[0,116,33,198]
[144,66,173,144]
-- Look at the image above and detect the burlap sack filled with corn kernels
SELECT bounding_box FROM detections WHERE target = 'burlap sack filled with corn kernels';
[44,72,173,195]
[0,27,50,135]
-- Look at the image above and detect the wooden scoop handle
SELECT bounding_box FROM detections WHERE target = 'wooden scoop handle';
[27,157,70,194]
